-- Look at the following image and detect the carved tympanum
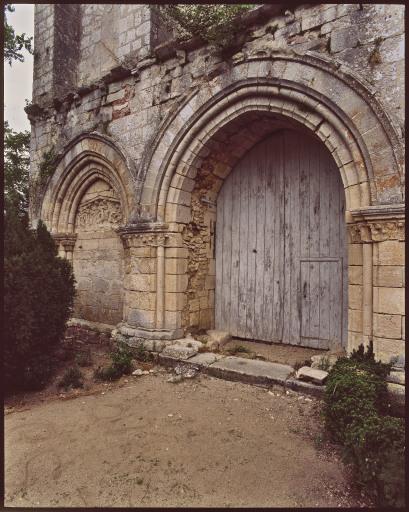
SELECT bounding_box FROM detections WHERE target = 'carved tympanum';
[76,196,123,231]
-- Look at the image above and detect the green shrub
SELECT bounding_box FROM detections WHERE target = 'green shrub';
[58,366,84,391]
[344,414,405,506]
[324,358,389,443]
[133,342,149,362]
[323,342,405,507]
[317,355,331,371]
[94,343,133,382]
[349,342,392,379]
[158,5,253,49]
[4,212,75,393]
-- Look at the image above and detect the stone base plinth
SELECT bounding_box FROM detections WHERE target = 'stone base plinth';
[117,324,184,340]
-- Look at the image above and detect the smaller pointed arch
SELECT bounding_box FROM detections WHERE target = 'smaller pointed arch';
[40,133,138,233]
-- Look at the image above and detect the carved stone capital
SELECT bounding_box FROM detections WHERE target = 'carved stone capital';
[52,233,78,247]
[368,220,405,242]
[117,222,170,249]
[349,204,405,242]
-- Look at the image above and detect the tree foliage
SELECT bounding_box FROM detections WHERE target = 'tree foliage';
[157,4,255,49]
[4,120,30,217]
[4,214,76,394]
[4,3,33,65]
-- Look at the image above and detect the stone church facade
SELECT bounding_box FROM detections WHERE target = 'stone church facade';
[28,4,405,363]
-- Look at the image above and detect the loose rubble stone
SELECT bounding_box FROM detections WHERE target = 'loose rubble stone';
[167,375,184,384]
[296,367,329,385]
[310,353,340,370]
[175,364,198,378]
[206,330,231,350]
[162,338,203,360]
[132,369,143,376]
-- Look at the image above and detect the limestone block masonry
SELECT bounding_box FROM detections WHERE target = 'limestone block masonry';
[28,4,405,367]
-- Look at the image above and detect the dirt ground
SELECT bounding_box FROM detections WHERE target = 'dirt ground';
[5,368,370,507]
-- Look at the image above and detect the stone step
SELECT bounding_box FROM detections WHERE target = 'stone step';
[158,351,325,398]
[157,351,404,412]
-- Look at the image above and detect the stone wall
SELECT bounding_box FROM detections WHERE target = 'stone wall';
[28,4,405,363]
[72,179,124,325]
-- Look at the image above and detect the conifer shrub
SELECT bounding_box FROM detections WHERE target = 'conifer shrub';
[323,342,405,507]
[4,212,75,393]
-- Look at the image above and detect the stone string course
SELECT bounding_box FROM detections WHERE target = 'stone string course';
[29,4,405,365]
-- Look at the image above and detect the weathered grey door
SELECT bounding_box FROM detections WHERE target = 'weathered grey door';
[215,129,347,349]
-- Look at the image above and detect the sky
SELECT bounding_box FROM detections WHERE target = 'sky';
[4,3,35,132]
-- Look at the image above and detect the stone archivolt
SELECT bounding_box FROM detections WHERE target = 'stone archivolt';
[76,196,123,231]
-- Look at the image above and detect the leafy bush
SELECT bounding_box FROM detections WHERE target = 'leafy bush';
[133,342,150,362]
[158,4,253,49]
[324,358,389,443]
[343,414,405,506]
[58,366,84,391]
[323,342,405,507]
[349,342,392,379]
[4,212,76,393]
[94,343,134,382]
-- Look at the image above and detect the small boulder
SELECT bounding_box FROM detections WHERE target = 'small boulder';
[175,364,198,379]
[167,375,184,384]
[206,330,231,351]
[162,338,203,360]
[132,369,143,376]
[310,353,340,371]
[296,366,328,385]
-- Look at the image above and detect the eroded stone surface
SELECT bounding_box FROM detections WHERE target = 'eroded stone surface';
[296,367,329,385]
[162,338,203,360]
[206,330,231,350]
[189,352,224,367]
[210,357,293,383]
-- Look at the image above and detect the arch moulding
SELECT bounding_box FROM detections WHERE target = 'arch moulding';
[40,132,138,235]
[138,51,404,221]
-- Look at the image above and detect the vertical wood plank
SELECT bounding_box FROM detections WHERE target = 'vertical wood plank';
[254,140,266,340]
[287,131,302,344]
[309,261,321,343]
[300,261,310,338]
[319,260,330,342]
[221,164,233,329]
[282,131,292,344]
[275,134,285,341]
[237,159,249,337]
[230,160,241,334]
[215,183,224,328]
[319,148,330,258]
[246,146,258,339]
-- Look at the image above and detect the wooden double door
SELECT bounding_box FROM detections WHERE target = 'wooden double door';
[215,129,347,349]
